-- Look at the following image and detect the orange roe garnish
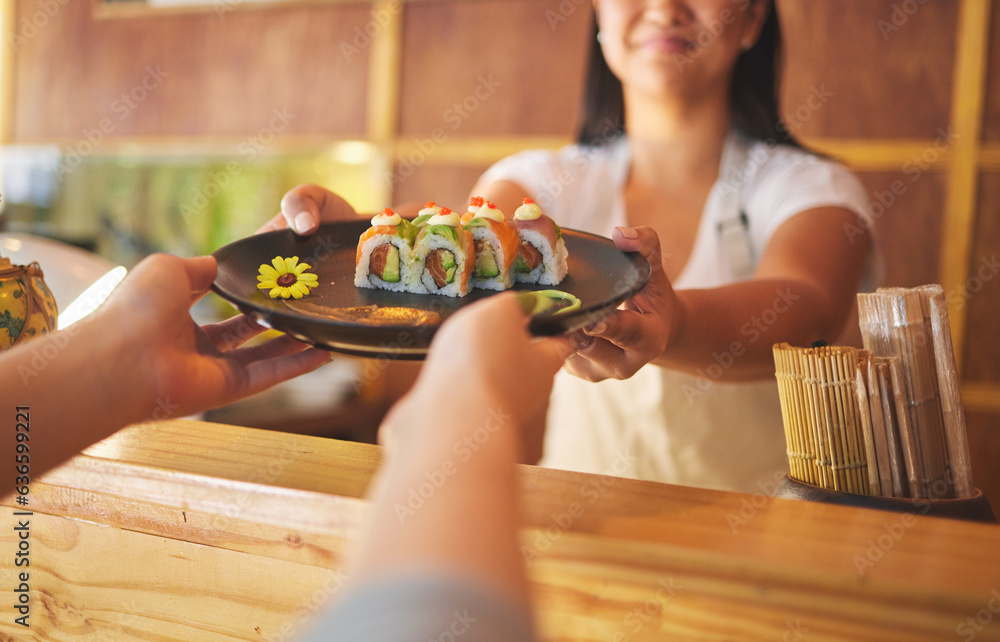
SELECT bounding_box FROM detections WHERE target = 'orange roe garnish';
[523,197,535,205]
[486,201,498,209]
[470,196,484,207]
[440,207,452,216]
[383,207,396,216]
[424,201,436,208]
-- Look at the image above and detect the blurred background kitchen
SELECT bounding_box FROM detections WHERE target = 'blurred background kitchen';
[1,0,998,511]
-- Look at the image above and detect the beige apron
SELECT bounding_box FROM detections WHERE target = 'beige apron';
[540,133,790,494]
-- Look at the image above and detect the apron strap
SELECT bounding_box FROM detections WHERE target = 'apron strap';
[714,134,756,281]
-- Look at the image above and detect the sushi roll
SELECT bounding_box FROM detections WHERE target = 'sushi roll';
[511,198,568,285]
[463,201,520,291]
[354,208,420,292]
[411,207,475,297]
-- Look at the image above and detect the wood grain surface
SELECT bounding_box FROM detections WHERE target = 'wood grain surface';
[1,419,999,641]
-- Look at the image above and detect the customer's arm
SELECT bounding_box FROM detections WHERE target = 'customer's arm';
[300,294,571,641]
[0,254,330,487]
[352,293,571,607]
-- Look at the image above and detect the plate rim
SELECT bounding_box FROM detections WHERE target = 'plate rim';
[210,221,651,355]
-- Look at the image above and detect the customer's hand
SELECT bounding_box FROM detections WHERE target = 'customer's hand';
[257,184,361,235]
[384,293,574,450]
[562,226,682,382]
[98,253,331,421]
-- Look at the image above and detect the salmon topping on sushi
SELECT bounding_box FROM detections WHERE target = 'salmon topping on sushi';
[426,249,457,288]
[369,244,401,283]
[515,242,543,273]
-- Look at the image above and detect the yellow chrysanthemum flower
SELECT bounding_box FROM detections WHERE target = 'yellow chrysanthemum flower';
[257,256,319,299]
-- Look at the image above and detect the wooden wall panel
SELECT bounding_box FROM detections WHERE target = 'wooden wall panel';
[961,171,1000,381]
[853,170,947,289]
[780,0,957,140]
[966,412,1000,518]
[398,0,592,138]
[10,0,372,140]
[982,0,1000,141]
[391,162,490,212]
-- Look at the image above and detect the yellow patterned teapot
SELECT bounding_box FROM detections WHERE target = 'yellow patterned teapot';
[0,254,58,351]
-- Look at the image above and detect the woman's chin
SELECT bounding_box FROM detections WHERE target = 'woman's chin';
[628,68,700,97]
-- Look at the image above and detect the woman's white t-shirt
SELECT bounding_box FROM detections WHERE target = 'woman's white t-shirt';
[480,133,873,494]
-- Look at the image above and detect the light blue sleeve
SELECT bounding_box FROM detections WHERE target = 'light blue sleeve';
[297,572,537,642]
[744,146,880,290]
[479,149,566,209]
[745,150,872,248]
[477,142,627,235]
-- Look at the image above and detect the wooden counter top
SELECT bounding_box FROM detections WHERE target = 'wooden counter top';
[2,419,999,641]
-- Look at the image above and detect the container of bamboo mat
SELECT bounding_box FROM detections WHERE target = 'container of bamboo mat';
[775,475,996,524]
[771,285,995,525]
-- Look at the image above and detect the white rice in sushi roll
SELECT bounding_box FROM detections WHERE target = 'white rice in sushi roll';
[409,209,474,297]
[468,224,515,291]
[514,229,568,286]
[411,231,471,297]
[354,232,424,293]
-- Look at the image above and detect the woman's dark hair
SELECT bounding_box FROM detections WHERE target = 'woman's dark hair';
[576,2,804,149]
[577,19,627,146]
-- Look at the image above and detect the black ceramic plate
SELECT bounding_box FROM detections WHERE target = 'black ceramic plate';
[211,220,650,359]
